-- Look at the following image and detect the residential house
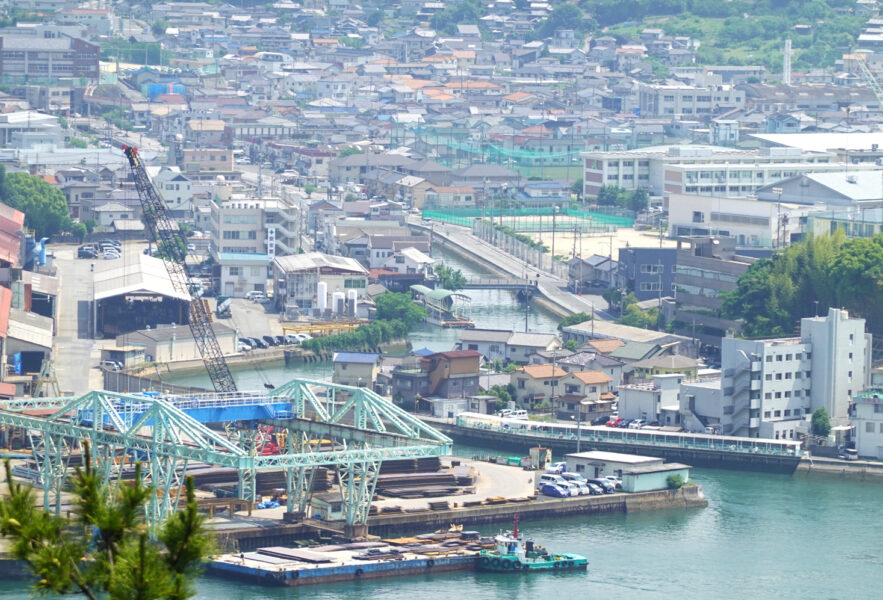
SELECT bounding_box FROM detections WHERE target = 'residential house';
[391,350,482,409]
[626,354,699,383]
[455,328,512,362]
[506,332,561,364]
[853,389,883,460]
[511,364,566,409]
[618,373,684,424]
[557,351,625,390]
[556,370,615,422]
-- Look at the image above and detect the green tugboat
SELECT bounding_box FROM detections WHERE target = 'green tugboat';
[475,515,588,573]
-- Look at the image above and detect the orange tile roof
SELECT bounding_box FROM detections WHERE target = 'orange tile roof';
[518,364,566,379]
[570,370,613,385]
[503,91,532,101]
[586,339,625,354]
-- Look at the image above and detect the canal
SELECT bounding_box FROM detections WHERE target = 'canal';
[164,245,561,389]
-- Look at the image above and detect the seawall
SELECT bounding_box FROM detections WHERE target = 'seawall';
[796,456,883,480]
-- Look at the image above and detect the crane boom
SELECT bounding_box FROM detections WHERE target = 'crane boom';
[123,146,238,393]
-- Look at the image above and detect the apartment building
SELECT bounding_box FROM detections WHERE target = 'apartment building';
[672,236,754,350]
[0,34,99,81]
[581,145,843,198]
[180,148,234,179]
[685,308,871,439]
[637,82,745,118]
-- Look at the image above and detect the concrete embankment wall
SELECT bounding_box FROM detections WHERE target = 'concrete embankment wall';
[436,422,801,474]
[797,456,883,481]
[367,486,707,537]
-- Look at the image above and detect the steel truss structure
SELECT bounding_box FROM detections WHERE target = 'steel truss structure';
[0,379,451,528]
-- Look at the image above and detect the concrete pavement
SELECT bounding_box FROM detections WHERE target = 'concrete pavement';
[52,245,104,395]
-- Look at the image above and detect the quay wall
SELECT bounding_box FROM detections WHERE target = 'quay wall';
[366,486,707,537]
[434,422,801,474]
[797,456,883,480]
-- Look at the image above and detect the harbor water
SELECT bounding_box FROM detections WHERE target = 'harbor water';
[0,464,879,599]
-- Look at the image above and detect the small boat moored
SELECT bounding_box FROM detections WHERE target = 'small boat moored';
[475,515,588,573]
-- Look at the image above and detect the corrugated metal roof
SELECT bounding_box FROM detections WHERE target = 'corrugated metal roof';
[7,307,53,348]
[274,252,367,275]
[93,251,190,302]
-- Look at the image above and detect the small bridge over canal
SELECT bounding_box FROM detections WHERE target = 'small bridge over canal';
[462,277,538,292]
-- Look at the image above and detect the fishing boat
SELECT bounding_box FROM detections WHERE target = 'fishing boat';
[475,515,588,573]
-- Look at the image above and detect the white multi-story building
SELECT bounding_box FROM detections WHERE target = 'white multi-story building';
[637,82,745,118]
[853,389,883,459]
[580,145,876,199]
[685,308,871,439]
[147,166,192,218]
[666,193,811,248]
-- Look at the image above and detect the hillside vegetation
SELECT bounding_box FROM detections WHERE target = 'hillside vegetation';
[591,0,863,73]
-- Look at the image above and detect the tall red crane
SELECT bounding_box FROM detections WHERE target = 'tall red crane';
[123,146,237,393]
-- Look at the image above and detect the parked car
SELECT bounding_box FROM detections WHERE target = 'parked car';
[561,481,583,497]
[237,342,251,352]
[545,461,567,474]
[103,251,120,260]
[539,483,569,498]
[78,245,98,258]
[98,360,122,371]
[261,335,277,347]
[585,482,605,495]
[273,335,285,346]
[561,472,588,485]
[284,335,299,345]
[538,473,567,488]
[605,417,623,428]
[603,476,623,489]
[245,290,264,301]
[249,337,268,349]
[628,419,645,429]
[238,338,255,349]
[294,333,312,342]
[587,478,616,494]
[571,482,591,496]
[186,243,196,252]
[591,416,609,425]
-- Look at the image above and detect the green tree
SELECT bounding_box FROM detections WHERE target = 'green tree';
[563,339,579,351]
[434,263,467,290]
[558,312,592,330]
[154,237,187,262]
[0,444,212,600]
[0,169,72,237]
[303,184,316,197]
[151,20,169,36]
[338,146,364,158]
[666,474,686,489]
[811,407,831,438]
[366,9,384,26]
[570,177,583,199]
[374,292,427,329]
[69,137,88,149]
[430,0,485,35]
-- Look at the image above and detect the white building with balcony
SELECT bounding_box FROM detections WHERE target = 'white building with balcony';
[685,308,871,439]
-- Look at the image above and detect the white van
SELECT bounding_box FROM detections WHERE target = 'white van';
[537,473,567,488]
[509,410,528,420]
[561,472,587,484]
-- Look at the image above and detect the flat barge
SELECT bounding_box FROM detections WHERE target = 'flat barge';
[209,537,479,586]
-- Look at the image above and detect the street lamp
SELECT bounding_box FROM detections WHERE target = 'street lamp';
[570,402,584,453]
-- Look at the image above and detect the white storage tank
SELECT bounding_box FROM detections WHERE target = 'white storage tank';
[317,281,328,311]
[347,289,358,317]
[332,291,346,315]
